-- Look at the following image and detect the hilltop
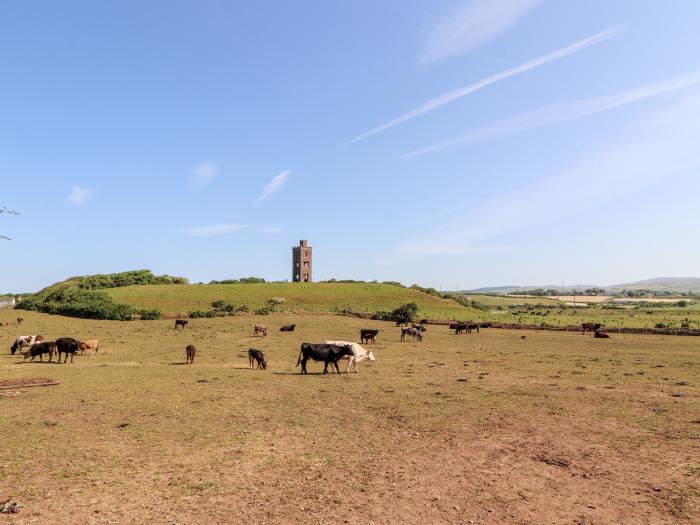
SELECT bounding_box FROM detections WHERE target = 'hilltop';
[106,282,483,320]
[15,270,484,321]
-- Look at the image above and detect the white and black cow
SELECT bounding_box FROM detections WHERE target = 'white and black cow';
[10,335,44,355]
[324,340,376,373]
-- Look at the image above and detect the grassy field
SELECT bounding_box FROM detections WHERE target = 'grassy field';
[1,309,698,524]
[106,282,481,320]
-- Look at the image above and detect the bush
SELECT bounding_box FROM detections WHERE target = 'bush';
[17,288,136,320]
[77,270,188,290]
[677,300,689,307]
[254,306,274,315]
[136,308,162,320]
[391,302,419,322]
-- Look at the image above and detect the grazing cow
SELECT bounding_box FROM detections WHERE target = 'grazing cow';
[296,343,354,375]
[175,319,188,329]
[450,322,468,335]
[248,348,267,369]
[280,324,296,332]
[55,337,80,364]
[360,329,379,344]
[594,330,610,339]
[79,339,99,355]
[480,323,492,328]
[582,322,602,335]
[400,326,423,342]
[16,317,24,325]
[185,344,196,364]
[254,324,267,337]
[324,340,375,373]
[22,342,56,362]
[10,335,44,355]
[467,323,480,334]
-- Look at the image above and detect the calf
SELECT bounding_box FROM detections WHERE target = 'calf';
[79,339,99,355]
[400,327,423,342]
[248,348,267,369]
[175,319,188,329]
[22,342,56,363]
[324,340,375,373]
[296,343,353,375]
[360,329,379,344]
[280,324,296,332]
[16,317,24,325]
[254,324,267,337]
[55,337,80,363]
[185,344,196,364]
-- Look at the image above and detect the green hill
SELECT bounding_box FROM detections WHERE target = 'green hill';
[106,282,483,320]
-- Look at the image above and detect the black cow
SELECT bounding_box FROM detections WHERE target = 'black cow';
[55,337,80,364]
[582,322,602,335]
[248,348,267,369]
[296,343,353,375]
[594,329,610,339]
[479,322,492,328]
[22,342,56,362]
[175,319,188,329]
[467,323,480,334]
[450,322,468,334]
[395,318,410,326]
[360,329,379,344]
[280,324,296,332]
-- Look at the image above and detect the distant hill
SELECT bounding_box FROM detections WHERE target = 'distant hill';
[467,277,700,295]
[605,277,700,293]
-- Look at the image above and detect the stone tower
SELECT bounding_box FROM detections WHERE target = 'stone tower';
[292,240,312,282]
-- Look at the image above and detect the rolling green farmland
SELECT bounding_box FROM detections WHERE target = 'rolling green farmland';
[106,282,482,319]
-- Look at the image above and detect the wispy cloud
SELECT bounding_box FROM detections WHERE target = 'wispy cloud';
[66,185,92,205]
[401,69,700,159]
[345,28,618,146]
[381,89,700,263]
[258,226,283,235]
[422,0,545,64]
[179,224,248,237]
[254,170,290,205]
[188,162,219,191]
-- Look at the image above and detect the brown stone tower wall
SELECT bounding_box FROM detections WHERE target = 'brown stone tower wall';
[292,240,312,282]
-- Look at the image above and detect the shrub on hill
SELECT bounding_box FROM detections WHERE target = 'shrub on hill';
[16,287,156,320]
[77,270,188,290]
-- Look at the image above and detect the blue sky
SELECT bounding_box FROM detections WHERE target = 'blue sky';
[2,1,700,292]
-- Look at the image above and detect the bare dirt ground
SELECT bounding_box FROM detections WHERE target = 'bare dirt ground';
[1,310,698,524]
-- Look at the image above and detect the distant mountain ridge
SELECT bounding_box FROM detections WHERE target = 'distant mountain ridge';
[467,277,700,294]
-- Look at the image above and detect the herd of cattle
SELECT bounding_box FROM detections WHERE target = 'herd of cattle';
[6,317,611,373]
[10,335,99,363]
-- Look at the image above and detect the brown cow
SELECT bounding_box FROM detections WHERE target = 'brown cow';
[594,330,610,339]
[254,325,267,337]
[16,317,24,325]
[185,344,196,364]
[79,339,100,355]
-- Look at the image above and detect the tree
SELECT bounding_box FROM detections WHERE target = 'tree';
[1,207,19,240]
[391,302,419,321]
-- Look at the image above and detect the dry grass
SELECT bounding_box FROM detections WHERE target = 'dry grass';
[1,309,699,524]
